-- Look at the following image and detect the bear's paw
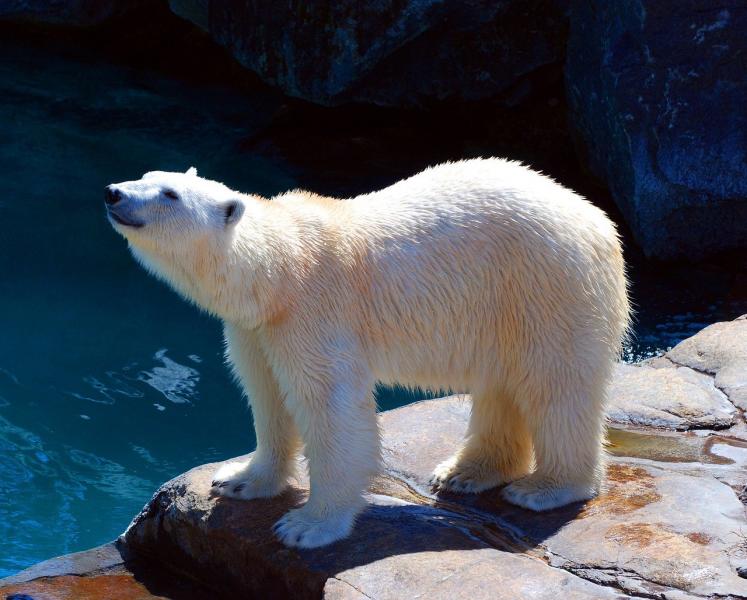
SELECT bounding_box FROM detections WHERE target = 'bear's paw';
[430,455,512,494]
[501,475,598,511]
[273,505,357,548]
[210,460,288,500]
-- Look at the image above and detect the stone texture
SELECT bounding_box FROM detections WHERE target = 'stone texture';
[0,1,141,25]
[0,543,214,599]
[667,315,747,410]
[330,548,629,600]
[1,574,168,600]
[168,0,569,107]
[381,398,747,599]
[111,386,747,599]
[117,426,638,599]
[606,361,736,430]
[0,544,125,586]
[168,0,208,32]
[565,1,747,259]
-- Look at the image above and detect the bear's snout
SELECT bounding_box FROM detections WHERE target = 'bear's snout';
[105,185,145,229]
[105,185,122,206]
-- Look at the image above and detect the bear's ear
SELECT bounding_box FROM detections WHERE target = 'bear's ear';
[221,198,245,227]
[185,167,198,176]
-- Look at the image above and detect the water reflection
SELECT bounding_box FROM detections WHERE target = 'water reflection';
[138,349,200,405]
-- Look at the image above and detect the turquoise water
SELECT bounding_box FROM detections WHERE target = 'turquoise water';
[0,39,294,575]
[0,38,744,577]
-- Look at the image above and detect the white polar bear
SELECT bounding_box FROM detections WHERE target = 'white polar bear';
[106,159,630,549]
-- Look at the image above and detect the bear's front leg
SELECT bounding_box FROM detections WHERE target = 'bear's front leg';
[212,325,301,500]
[272,348,379,549]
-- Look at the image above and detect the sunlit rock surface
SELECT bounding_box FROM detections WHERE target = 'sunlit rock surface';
[3,316,747,599]
[607,361,736,430]
[667,315,747,411]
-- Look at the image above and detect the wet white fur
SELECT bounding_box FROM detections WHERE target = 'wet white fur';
[108,159,630,548]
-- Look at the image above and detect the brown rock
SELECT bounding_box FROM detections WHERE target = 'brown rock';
[0,543,215,599]
[0,574,168,600]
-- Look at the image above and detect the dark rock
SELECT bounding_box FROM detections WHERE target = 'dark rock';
[169,0,569,107]
[168,0,208,32]
[0,1,142,26]
[565,1,747,259]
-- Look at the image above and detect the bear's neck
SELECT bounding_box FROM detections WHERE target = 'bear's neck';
[132,200,297,329]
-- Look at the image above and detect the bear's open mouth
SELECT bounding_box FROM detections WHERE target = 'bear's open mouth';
[108,209,144,229]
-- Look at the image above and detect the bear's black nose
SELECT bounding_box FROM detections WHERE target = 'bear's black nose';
[105,186,122,205]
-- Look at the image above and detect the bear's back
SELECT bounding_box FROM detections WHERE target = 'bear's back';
[345,158,618,265]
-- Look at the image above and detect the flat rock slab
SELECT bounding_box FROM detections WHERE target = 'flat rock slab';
[382,398,747,599]
[605,315,746,430]
[111,393,747,599]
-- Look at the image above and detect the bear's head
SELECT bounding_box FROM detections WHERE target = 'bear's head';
[105,167,245,252]
[105,168,253,318]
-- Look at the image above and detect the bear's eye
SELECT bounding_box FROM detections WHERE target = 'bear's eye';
[163,189,179,201]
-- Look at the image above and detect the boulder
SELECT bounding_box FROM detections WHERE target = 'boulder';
[110,397,747,598]
[565,1,747,259]
[606,361,736,430]
[168,0,569,107]
[667,315,747,410]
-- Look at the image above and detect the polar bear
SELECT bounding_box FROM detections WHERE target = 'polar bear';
[106,159,629,549]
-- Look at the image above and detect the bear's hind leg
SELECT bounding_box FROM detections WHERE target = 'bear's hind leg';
[502,371,606,511]
[431,389,533,494]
